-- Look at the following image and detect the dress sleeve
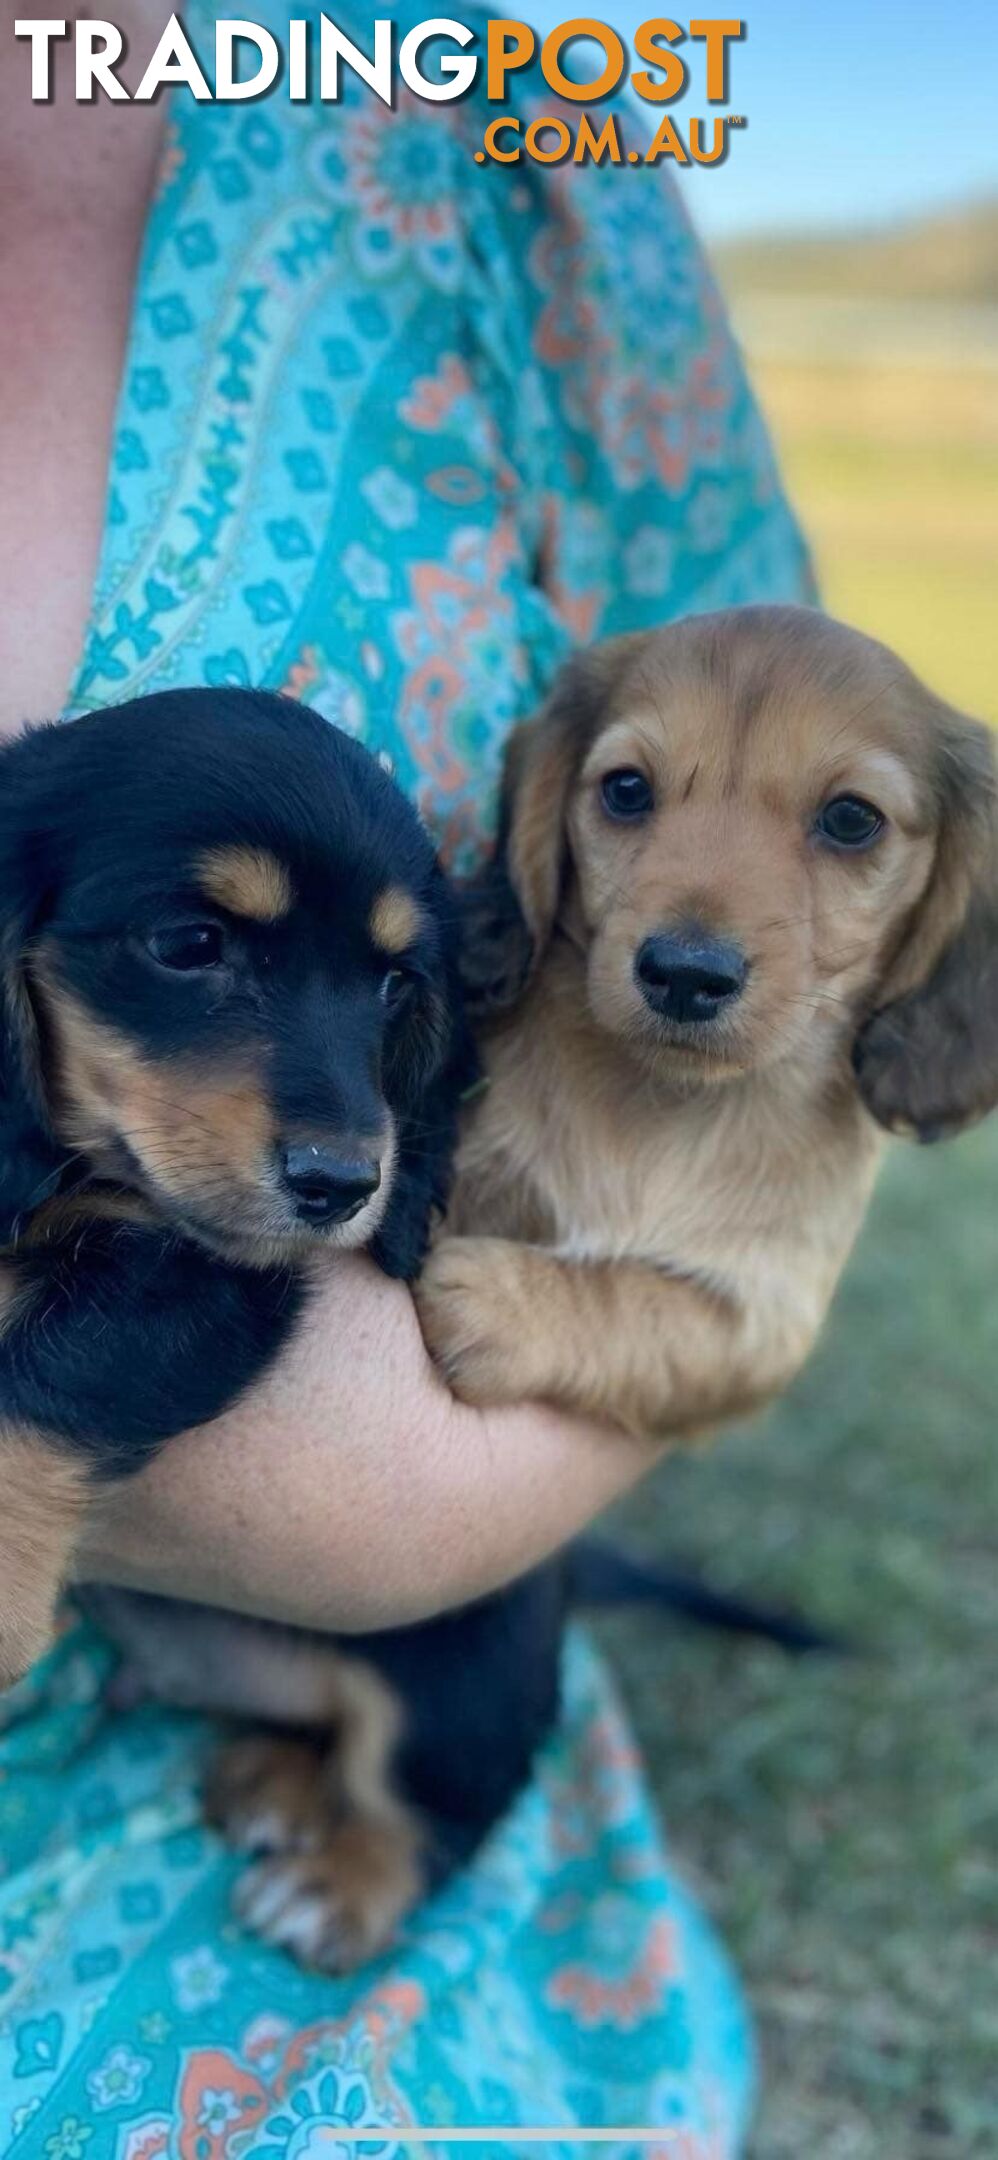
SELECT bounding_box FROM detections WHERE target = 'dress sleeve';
[458,118,817,649]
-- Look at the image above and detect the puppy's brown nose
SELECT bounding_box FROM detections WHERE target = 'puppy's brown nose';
[636,932,747,1025]
[280,1144,380,1224]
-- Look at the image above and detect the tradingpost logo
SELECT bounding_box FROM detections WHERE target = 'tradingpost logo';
[13,13,746,167]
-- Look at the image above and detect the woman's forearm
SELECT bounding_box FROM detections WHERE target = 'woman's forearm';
[75,1255,658,1632]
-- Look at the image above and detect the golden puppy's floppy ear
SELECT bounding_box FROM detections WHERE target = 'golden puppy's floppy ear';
[459,642,632,1017]
[854,703,998,1142]
[501,640,635,966]
[501,685,579,958]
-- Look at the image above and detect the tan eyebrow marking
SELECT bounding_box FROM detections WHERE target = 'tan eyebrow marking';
[197,846,294,923]
[846,751,921,824]
[369,886,420,955]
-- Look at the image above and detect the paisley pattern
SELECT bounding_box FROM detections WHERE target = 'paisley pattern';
[2,6,814,2150]
[68,0,812,867]
[1,1625,750,2158]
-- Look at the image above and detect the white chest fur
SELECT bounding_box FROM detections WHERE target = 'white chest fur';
[457,958,884,1355]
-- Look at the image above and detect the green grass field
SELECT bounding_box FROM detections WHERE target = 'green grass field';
[604,344,998,2157]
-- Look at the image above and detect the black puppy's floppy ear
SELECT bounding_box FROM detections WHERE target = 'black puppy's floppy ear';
[854,704,998,1143]
[460,640,633,1015]
[0,745,66,1233]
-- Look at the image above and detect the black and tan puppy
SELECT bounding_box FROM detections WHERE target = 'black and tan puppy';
[0,688,471,1689]
[1,685,556,1976]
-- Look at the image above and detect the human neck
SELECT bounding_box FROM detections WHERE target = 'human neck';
[0,19,168,732]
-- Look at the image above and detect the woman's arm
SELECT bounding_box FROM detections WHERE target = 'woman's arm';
[75,1256,659,1632]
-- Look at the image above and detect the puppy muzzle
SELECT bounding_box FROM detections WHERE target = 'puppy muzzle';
[278,1142,381,1226]
[635,930,748,1027]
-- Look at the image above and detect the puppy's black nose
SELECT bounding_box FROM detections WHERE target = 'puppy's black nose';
[280,1144,380,1224]
[636,932,747,1025]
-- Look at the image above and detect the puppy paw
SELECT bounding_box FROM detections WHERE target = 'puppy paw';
[232,1822,421,1974]
[207,1733,423,1973]
[415,1236,541,1406]
[204,1735,328,1857]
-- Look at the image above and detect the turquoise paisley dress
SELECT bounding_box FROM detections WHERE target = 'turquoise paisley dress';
[0,8,813,2153]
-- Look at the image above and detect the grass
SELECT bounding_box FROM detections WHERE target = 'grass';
[600,343,998,2156]
[604,1118,998,2159]
[714,201,998,308]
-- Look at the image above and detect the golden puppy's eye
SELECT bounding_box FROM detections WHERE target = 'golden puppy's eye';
[148,923,226,971]
[814,794,885,850]
[601,769,654,821]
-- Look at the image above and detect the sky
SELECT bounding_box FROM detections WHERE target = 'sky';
[528,0,998,239]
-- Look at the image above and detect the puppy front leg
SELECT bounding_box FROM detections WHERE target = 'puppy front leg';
[0,1222,302,1694]
[416,1237,771,1440]
[0,1429,92,1689]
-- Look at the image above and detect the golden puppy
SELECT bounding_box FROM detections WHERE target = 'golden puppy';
[417,605,998,1438]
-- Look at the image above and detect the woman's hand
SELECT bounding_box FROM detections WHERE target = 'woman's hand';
[76,1255,663,1632]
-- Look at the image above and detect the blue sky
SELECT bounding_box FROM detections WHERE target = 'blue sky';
[528,0,998,238]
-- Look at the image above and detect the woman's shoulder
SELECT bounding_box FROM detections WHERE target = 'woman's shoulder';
[201,0,699,273]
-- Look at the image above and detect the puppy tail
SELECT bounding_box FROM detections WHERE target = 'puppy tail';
[568,1537,848,1655]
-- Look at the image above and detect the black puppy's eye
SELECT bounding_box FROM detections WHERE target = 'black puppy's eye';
[147,923,226,972]
[381,967,410,1007]
[601,768,654,821]
[814,795,885,850]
